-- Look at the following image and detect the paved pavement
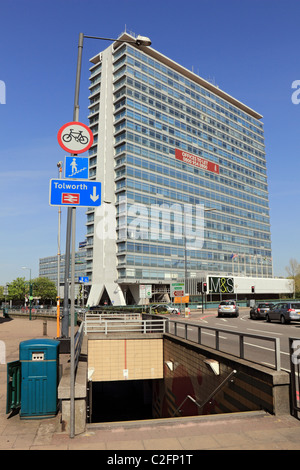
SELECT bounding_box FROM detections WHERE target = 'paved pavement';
[1,315,300,451]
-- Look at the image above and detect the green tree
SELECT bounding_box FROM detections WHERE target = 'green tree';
[285,258,300,296]
[32,277,57,303]
[7,277,27,302]
[0,285,4,302]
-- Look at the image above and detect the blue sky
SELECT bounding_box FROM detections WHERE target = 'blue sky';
[0,0,299,284]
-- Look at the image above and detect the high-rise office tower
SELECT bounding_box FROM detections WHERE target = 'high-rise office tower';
[86,32,272,306]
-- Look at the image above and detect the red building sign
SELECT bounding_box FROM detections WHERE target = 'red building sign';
[175,149,219,174]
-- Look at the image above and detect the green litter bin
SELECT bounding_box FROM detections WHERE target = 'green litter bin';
[19,339,59,419]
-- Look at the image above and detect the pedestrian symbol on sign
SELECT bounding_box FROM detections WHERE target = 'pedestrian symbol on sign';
[65,156,88,179]
[71,158,77,175]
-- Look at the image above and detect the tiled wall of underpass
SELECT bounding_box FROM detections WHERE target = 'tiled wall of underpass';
[88,338,163,381]
[152,335,275,418]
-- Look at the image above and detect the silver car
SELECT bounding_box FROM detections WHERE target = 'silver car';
[217,300,239,317]
[250,302,274,320]
[265,302,300,324]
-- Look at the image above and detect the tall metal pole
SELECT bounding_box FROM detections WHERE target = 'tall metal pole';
[57,162,62,338]
[61,32,84,338]
[69,32,84,439]
[29,268,32,321]
[60,32,151,336]
[64,29,151,439]
[70,206,76,438]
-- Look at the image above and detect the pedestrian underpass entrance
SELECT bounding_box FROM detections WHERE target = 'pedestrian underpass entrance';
[85,329,290,425]
[88,379,154,423]
[86,334,164,423]
[60,315,290,432]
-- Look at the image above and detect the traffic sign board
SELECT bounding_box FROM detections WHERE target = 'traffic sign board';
[170,282,185,297]
[57,121,93,154]
[139,284,152,299]
[174,295,189,303]
[49,179,101,207]
[173,290,184,297]
[79,276,89,283]
[65,156,88,179]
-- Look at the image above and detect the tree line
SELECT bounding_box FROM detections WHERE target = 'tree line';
[0,277,57,304]
[286,258,300,295]
[1,259,299,303]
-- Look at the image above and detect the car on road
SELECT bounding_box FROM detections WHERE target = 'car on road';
[250,302,274,320]
[151,304,180,315]
[265,302,300,324]
[217,300,239,317]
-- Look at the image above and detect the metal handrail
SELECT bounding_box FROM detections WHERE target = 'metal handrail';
[74,322,84,371]
[84,313,166,334]
[86,313,141,322]
[289,337,300,417]
[166,319,281,371]
[173,369,237,416]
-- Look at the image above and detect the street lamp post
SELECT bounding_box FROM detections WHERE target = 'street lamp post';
[22,266,32,320]
[183,207,216,300]
[57,161,62,338]
[63,32,151,439]
[61,32,152,338]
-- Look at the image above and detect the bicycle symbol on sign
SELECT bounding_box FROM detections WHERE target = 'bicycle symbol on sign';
[62,129,89,145]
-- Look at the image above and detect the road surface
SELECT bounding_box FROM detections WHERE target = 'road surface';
[167,307,300,371]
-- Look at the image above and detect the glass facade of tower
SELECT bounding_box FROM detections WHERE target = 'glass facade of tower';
[86,38,272,288]
[39,249,87,284]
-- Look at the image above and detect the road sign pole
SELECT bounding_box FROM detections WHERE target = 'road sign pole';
[70,206,76,440]
[62,32,84,341]
[69,32,83,440]
[62,207,72,337]
[59,31,151,439]
[57,163,62,338]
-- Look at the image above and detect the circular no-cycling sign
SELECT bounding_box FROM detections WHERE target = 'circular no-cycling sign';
[57,121,94,154]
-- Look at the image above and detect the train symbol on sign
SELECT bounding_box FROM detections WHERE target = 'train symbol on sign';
[62,193,80,204]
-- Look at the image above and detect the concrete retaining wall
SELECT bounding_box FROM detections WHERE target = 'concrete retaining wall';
[58,331,290,435]
[153,334,290,418]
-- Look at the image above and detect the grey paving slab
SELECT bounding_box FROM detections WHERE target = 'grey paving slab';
[2,317,300,451]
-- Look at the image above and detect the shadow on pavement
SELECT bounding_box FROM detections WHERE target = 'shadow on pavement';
[0,316,13,324]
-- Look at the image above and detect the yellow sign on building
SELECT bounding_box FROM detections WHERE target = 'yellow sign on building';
[174,295,189,303]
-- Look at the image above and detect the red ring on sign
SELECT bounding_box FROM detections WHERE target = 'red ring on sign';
[57,121,94,154]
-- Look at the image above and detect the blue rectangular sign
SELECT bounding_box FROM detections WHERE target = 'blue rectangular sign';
[79,276,89,283]
[65,156,89,179]
[49,179,101,207]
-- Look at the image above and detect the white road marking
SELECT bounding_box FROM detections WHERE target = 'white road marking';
[247,328,283,336]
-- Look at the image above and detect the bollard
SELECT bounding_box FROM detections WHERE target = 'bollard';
[185,307,191,318]
[43,321,47,336]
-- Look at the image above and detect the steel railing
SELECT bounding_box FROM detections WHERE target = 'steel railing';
[83,313,281,370]
[289,337,300,418]
[173,369,237,416]
[74,322,84,371]
[166,318,281,371]
[84,313,166,335]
